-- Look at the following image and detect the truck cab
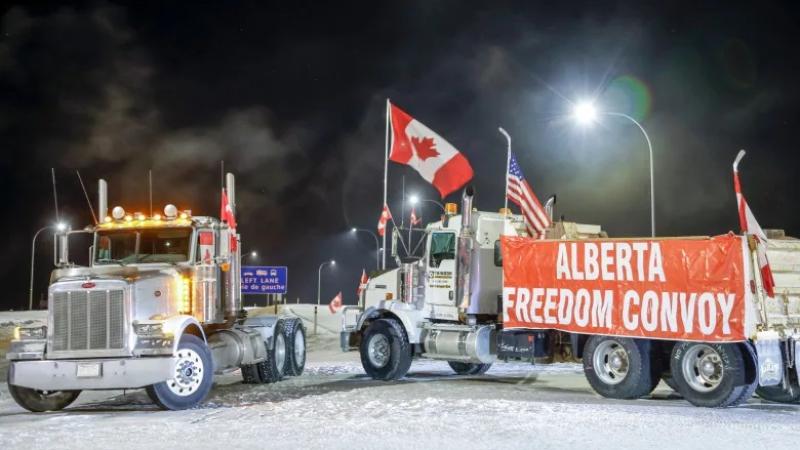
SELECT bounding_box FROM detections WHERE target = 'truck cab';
[342,188,604,377]
[7,174,307,412]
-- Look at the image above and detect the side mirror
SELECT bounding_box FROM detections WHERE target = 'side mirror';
[494,240,502,267]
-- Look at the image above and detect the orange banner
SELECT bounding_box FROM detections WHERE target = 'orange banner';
[501,235,747,342]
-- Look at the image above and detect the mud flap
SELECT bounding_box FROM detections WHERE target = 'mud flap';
[795,338,800,384]
[755,331,783,387]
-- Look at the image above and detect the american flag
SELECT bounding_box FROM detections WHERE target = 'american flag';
[507,152,551,238]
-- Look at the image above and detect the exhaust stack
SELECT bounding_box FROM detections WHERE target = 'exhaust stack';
[224,172,241,319]
[98,179,108,222]
[544,195,556,222]
[456,186,476,313]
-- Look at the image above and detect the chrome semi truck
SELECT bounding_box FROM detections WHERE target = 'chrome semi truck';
[342,187,800,407]
[7,174,306,411]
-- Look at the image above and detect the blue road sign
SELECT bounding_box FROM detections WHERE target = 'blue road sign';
[241,266,288,295]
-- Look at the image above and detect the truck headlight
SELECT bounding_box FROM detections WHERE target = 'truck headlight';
[134,322,164,336]
[14,325,46,340]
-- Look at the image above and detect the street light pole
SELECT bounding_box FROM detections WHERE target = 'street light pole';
[498,127,511,213]
[408,195,446,213]
[351,228,380,270]
[572,102,655,237]
[29,223,65,310]
[606,112,655,238]
[316,260,335,306]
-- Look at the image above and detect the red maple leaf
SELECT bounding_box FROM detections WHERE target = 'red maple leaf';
[411,136,439,161]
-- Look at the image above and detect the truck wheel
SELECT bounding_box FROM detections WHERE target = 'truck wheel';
[284,318,306,376]
[757,370,800,404]
[583,335,655,399]
[448,361,492,375]
[146,334,213,410]
[727,342,758,406]
[7,381,80,413]
[670,342,746,407]
[360,318,412,381]
[249,320,288,384]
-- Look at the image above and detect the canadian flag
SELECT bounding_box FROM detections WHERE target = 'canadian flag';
[328,291,343,314]
[357,269,369,298]
[410,208,421,226]
[377,204,392,237]
[389,102,473,198]
[734,150,775,297]
[220,188,237,229]
[220,188,238,251]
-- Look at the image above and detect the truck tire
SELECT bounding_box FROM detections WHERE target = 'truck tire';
[670,342,746,408]
[583,335,655,399]
[7,375,80,413]
[757,370,800,404]
[448,361,492,375]
[284,318,306,376]
[727,342,758,407]
[146,334,214,410]
[247,320,289,384]
[360,318,412,381]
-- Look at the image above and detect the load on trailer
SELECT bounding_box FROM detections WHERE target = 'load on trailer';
[341,187,800,407]
[7,174,306,412]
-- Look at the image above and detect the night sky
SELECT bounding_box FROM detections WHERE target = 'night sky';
[2,1,799,310]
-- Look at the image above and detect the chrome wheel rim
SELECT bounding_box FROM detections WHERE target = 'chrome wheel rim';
[275,332,286,375]
[168,348,204,396]
[682,344,724,393]
[294,328,305,366]
[593,339,629,385]
[367,334,390,368]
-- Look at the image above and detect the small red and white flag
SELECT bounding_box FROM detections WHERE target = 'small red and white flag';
[389,102,473,198]
[220,188,238,251]
[377,204,392,237]
[220,188,237,229]
[328,291,343,314]
[734,150,775,297]
[507,152,551,238]
[410,208,421,226]
[357,269,369,298]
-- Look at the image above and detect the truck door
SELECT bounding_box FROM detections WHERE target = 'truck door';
[424,231,458,320]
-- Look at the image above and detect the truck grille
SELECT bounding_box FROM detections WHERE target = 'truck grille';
[51,290,125,351]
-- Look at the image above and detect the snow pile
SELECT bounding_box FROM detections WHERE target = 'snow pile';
[0,310,47,329]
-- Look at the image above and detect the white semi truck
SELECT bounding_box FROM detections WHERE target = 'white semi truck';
[7,173,306,411]
[342,186,800,407]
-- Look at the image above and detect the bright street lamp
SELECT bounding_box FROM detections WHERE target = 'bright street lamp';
[317,259,336,306]
[572,101,655,237]
[29,222,68,310]
[350,228,380,270]
[573,101,598,126]
[408,194,445,212]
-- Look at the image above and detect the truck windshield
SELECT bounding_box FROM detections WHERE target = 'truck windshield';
[95,228,192,265]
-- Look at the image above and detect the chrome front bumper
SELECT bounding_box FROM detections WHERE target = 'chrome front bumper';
[8,357,177,391]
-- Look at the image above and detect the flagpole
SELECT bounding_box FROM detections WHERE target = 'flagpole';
[733,149,747,233]
[499,127,511,213]
[408,208,413,256]
[382,99,390,270]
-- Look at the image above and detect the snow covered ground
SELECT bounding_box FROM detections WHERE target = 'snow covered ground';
[1,312,799,449]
